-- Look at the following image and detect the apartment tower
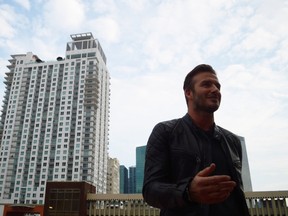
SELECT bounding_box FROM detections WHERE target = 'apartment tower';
[0,32,110,204]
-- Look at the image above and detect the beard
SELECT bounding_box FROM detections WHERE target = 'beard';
[193,94,221,113]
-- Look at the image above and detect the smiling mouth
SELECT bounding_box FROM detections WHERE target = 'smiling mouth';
[208,97,220,103]
[208,96,219,100]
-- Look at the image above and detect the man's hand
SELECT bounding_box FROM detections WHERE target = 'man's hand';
[188,163,236,204]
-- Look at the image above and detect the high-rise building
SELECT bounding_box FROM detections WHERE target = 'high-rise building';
[128,166,136,193]
[0,32,110,204]
[106,157,120,194]
[119,165,128,194]
[238,136,253,192]
[136,145,146,193]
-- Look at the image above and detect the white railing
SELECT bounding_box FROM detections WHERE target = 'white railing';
[245,191,288,216]
[87,191,288,216]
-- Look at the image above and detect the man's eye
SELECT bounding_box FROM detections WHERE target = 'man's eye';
[202,82,210,87]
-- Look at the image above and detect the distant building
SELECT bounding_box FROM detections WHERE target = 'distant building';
[239,136,253,191]
[107,158,120,194]
[119,165,128,194]
[136,145,146,193]
[128,166,136,193]
[0,32,110,204]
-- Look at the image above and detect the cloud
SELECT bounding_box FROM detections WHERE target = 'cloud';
[42,0,86,32]
[109,71,186,166]
[0,4,17,38]
[13,0,30,10]
[0,58,8,77]
[90,0,117,14]
[211,60,288,191]
[251,0,288,36]
[87,17,120,43]
[271,38,288,66]
[124,0,146,12]
[235,28,279,55]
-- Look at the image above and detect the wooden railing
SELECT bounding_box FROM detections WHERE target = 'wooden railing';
[87,191,288,216]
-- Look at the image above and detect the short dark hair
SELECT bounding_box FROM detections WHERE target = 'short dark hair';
[183,64,216,91]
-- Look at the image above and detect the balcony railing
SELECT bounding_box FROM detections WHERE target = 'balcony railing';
[87,191,288,216]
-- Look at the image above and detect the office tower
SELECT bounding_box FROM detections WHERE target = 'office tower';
[0,32,110,204]
[239,136,253,192]
[119,165,128,194]
[128,166,136,193]
[136,145,146,193]
[106,157,120,194]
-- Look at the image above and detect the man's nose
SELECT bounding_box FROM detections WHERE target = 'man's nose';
[211,84,220,92]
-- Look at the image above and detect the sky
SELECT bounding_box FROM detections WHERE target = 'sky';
[0,0,287,192]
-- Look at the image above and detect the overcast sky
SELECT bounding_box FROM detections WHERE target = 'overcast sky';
[0,0,287,192]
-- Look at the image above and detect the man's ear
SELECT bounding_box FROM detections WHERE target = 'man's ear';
[185,89,193,100]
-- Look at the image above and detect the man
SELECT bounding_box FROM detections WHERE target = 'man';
[142,64,249,216]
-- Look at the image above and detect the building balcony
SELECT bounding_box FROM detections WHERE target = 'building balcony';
[84,95,98,103]
[84,101,98,108]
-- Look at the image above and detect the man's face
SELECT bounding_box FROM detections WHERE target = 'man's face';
[189,72,221,113]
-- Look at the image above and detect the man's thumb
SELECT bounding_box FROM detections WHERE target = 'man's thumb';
[197,163,216,177]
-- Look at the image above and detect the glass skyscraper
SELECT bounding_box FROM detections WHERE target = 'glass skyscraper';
[128,166,136,193]
[136,145,146,193]
[238,136,253,192]
[0,32,110,204]
[119,165,128,194]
